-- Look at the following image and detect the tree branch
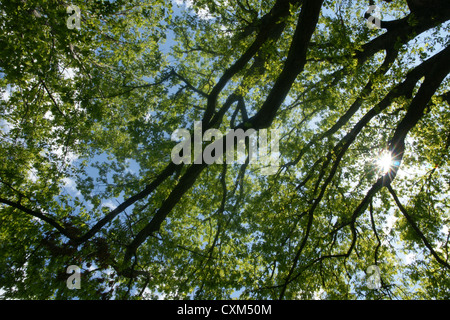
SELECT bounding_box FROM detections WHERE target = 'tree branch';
[0,197,74,240]
[202,0,297,126]
[170,68,209,98]
[249,0,324,129]
[387,184,450,269]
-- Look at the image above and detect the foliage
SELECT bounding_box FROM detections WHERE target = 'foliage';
[0,0,449,299]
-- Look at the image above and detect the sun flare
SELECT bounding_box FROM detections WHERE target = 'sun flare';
[378,151,393,174]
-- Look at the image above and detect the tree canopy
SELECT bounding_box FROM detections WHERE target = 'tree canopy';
[0,0,449,300]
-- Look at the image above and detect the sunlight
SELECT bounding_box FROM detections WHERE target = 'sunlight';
[378,151,393,174]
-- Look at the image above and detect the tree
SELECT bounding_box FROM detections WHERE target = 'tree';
[0,0,449,300]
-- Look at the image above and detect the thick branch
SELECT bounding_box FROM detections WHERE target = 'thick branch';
[356,6,450,64]
[123,0,324,266]
[0,197,73,239]
[278,44,450,298]
[249,0,324,129]
[202,0,298,126]
[75,162,178,244]
[124,163,207,262]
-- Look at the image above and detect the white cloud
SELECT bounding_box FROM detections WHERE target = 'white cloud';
[101,200,117,210]
[51,145,79,165]
[43,110,54,121]
[63,67,76,80]
[27,168,38,183]
[196,8,214,20]
[219,25,233,37]
[174,0,193,6]
[404,252,416,265]
[0,118,13,134]
[1,84,14,102]
[383,214,397,236]
[58,65,78,80]
[313,288,326,300]
[62,177,81,197]
[174,0,214,20]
